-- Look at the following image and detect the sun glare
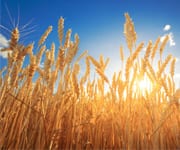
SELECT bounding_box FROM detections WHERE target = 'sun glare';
[134,74,153,96]
[139,78,151,91]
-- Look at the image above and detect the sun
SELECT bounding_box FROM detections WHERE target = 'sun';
[139,78,151,91]
[134,74,153,96]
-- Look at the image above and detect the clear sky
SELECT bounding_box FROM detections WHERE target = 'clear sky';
[0,0,180,86]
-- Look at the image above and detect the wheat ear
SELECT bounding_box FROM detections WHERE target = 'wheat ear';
[64,29,72,49]
[65,34,79,64]
[58,17,64,45]
[146,60,157,81]
[160,35,169,59]
[96,68,109,84]
[18,43,34,60]
[38,26,52,47]
[36,45,46,65]
[131,42,144,62]
[119,46,124,62]
[88,56,101,68]
[124,13,137,54]
[125,56,131,81]
[151,37,160,61]
[157,54,172,77]
[56,47,65,71]
[80,56,90,84]
[142,41,152,74]
[76,50,88,63]
[170,57,176,77]
[10,27,19,50]
[50,42,55,64]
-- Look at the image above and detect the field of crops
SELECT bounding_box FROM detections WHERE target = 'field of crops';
[0,13,179,149]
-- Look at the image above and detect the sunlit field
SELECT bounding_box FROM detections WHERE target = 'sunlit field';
[0,13,179,149]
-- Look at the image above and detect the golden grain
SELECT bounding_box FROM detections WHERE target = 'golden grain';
[38,26,52,47]
[58,17,64,45]
[0,14,178,150]
[64,29,72,49]
[119,46,124,62]
[144,40,152,61]
[50,42,55,64]
[160,35,169,58]
[57,47,65,71]
[88,55,101,69]
[56,47,64,72]
[65,34,79,64]
[151,37,160,61]
[18,43,34,60]
[96,67,109,84]
[28,55,37,79]
[36,45,46,65]
[124,13,137,53]
[146,60,157,81]
[80,56,90,84]
[72,70,80,98]
[170,57,176,77]
[131,42,144,62]
[76,50,88,63]
[141,41,152,75]
[125,56,131,81]
[157,54,172,77]
[9,27,19,50]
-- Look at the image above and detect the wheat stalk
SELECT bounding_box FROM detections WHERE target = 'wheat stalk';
[170,57,176,77]
[76,51,88,65]
[125,56,131,81]
[119,46,124,62]
[18,43,34,60]
[0,13,179,150]
[9,27,19,50]
[131,42,144,63]
[96,68,109,84]
[38,26,52,47]
[64,29,72,49]
[28,55,37,79]
[50,42,55,65]
[72,68,80,98]
[88,56,101,69]
[151,37,160,61]
[142,41,152,75]
[56,47,65,71]
[58,17,64,45]
[160,35,169,59]
[146,60,157,81]
[80,56,90,84]
[65,34,79,64]
[157,54,172,78]
[124,13,137,54]
[36,45,46,65]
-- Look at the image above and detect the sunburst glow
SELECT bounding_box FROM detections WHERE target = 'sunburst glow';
[132,74,153,97]
[138,76,152,93]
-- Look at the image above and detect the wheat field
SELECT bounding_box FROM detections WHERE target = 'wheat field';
[0,13,179,149]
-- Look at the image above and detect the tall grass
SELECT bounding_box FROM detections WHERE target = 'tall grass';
[0,13,179,149]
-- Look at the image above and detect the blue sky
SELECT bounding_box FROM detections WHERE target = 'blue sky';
[0,0,180,85]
